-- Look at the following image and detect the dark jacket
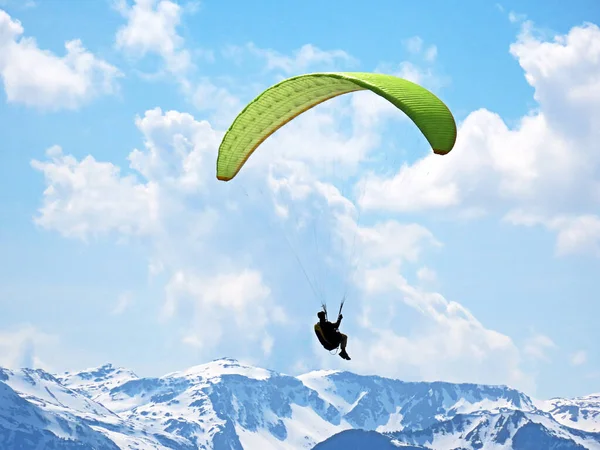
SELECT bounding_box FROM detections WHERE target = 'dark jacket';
[320,316,342,337]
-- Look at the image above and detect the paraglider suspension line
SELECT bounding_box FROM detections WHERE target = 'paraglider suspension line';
[281,228,324,305]
[338,296,345,317]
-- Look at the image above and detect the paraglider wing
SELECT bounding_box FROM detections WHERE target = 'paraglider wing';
[216,72,457,181]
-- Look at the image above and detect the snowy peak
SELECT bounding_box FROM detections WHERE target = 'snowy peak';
[0,366,117,419]
[541,393,600,432]
[91,358,345,449]
[164,357,277,382]
[58,363,138,385]
[298,370,536,431]
[389,409,600,450]
[60,362,138,382]
[58,363,138,399]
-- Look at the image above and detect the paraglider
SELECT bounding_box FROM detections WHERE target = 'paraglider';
[215,71,457,181]
[314,311,350,360]
[215,71,457,360]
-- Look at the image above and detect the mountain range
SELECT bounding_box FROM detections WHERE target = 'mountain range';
[0,357,598,449]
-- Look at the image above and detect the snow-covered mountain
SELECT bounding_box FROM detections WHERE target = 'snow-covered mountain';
[56,363,139,399]
[0,358,599,449]
[317,410,600,450]
[539,394,600,432]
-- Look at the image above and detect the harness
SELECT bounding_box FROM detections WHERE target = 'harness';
[314,323,339,351]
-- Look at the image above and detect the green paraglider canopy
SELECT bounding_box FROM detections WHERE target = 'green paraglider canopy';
[216,71,457,181]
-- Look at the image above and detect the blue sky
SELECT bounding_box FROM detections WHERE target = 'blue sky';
[0,0,598,400]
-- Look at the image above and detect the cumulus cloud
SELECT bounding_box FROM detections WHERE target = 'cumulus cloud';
[31,145,160,240]
[163,268,285,354]
[128,107,222,192]
[358,21,600,256]
[31,106,286,361]
[349,265,533,391]
[31,108,226,242]
[0,9,121,110]
[114,0,192,81]
[353,221,441,267]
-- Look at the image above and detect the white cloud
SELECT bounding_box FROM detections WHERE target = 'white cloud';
[505,211,600,256]
[129,107,222,192]
[112,291,134,315]
[0,325,58,370]
[357,22,600,256]
[30,107,272,362]
[115,0,192,80]
[354,221,441,267]
[30,107,227,246]
[164,269,271,316]
[235,42,357,74]
[359,154,462,212]
[346,265,533,392]
[571,350,587,366]
[524,333,557,362]
[31,145,160,240]
[0,9,121,110]
[267,160,443,283]
[163,269,286,354]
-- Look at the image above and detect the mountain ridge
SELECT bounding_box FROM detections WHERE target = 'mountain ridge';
[0,357,598,449]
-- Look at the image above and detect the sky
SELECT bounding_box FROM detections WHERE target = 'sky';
[0,0,598,401]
